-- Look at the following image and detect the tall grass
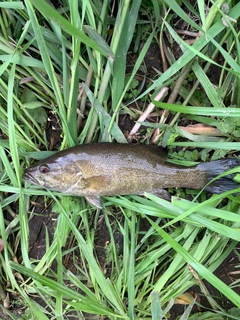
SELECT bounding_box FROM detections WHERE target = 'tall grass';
[0,0,240,319]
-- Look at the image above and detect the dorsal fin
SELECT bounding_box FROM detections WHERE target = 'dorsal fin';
[144,145,168,163]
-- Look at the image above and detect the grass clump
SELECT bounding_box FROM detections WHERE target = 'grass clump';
[0,0,240,319]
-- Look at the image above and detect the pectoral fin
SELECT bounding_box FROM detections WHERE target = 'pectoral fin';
[85,195,103,208]
[151,189,171,201]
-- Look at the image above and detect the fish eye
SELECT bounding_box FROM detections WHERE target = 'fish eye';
[39,164,50,174]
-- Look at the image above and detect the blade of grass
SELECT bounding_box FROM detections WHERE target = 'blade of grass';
[25,0,74,146]
[191,61,223,108]
[123,210,135,319]
[146,216,240,308]
[137,2,240,99]
[0,205,49,319]
[155,102,240,116]
[111,0,142,111]
[50,194,126,316]
[7,64,21,185]
[84,85,127,143]
[10,262,123,317]
[29,0,113,58]
[171,141,240,149]
[109,26,156,131]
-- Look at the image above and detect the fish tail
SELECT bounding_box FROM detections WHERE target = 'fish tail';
[197,158,240,194]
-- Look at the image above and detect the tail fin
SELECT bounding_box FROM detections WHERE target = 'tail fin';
[197,158,240,194]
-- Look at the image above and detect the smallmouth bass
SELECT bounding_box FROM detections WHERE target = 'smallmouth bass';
[23,143,240,208]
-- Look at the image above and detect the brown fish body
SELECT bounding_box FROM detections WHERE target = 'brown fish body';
[23,143,239,207]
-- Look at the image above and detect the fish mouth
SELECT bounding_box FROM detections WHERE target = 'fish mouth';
[23,171,40,185]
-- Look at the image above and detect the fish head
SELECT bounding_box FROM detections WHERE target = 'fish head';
[23,157,86,194]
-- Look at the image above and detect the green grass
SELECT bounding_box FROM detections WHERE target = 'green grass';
[0,0,240,319]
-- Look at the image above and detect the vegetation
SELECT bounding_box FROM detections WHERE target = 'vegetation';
[0,0,240,318]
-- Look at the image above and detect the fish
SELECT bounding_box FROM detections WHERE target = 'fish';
[23,143,240,208]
